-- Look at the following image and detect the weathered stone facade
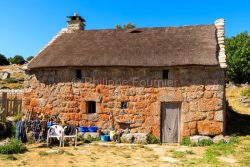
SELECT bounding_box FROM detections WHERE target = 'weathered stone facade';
[23,66,226,139]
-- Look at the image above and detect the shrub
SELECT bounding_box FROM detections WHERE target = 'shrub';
[180,137,191,146]
[0,139,27,154]
[10,124,16,138]
[0,54,9,65]
[146,134,160,144]
[8,55,25,65]
[198,139,213,146]
[26,56,34,62]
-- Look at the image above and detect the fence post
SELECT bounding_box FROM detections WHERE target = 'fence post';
[2,92,7,121]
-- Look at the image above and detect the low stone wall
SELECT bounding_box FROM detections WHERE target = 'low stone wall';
[23,66,225,138]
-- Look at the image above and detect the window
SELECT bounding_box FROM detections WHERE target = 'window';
[163,70,169,80]
[121,101,128,109]
[76,69,82,79]
[86,101,96,113]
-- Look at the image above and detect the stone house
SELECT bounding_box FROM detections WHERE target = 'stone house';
[24,14,227,143]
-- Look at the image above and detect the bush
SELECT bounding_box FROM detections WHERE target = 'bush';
[0,139,27,154]
[115,23,136,29]
[26,56,34,62]
[180,137,191,146]
[0,54,9,65]
[226,32,250,84]
[8,55,25,65]
[198,139,213,146]
[146,134,160,144]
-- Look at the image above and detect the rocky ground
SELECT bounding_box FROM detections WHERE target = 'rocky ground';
[0,64,25,89]
[226,84,250,115]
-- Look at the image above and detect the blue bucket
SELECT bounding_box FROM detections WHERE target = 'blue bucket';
[88,126,98,132]
[79,126,89,132]
[101,135,110,142]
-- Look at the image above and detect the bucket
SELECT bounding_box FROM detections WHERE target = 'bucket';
[88,126,98,132]
[101,135,110,142]
[79,126,89,132]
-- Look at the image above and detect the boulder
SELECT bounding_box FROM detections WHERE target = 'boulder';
[120,133,147,144]
[133,133,147,144]
[0,137,10,146]
[83,132,100,139]
[0,72,10,80]
[213,134,230,143]
[120,133,134,143]
[190,135,212,144]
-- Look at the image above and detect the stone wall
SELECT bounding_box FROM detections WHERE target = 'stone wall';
[23,66,225,139]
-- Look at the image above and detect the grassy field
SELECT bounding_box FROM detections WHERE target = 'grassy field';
[0,136,249,167]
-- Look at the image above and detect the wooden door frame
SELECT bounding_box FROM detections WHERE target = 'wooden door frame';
[160,102,181,143]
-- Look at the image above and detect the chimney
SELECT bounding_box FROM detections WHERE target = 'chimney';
[215,18,226,68]
[67,13,85,31]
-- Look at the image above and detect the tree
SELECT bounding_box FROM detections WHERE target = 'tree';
[123,23,136,29]
[115,24,123,30]
[26,56,34,62]
[115,23,136,29]
[8,55,25,65]
[225,32,250,84]
[0,54,9,65]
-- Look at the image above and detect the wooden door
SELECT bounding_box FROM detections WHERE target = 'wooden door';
[161,103,180,143]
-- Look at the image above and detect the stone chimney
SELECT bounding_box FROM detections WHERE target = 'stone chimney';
[67,13,85,31]
[215,18,227,68]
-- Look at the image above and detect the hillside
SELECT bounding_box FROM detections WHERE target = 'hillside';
[226,85,250,115]
[0,64,25,89]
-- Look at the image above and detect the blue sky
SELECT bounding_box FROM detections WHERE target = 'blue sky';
[0,0,249,58]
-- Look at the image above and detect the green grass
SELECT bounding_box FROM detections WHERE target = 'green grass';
[239,155,250,166]
[80,136,100,143]
[65,152,74,156]
[123,154,131,158]
[185,150,195,155]
[170,150,186,158]
[0,139,27,154]
[202,148,220,165]
[198,139,213,146]
[146,134,161,144]
[5,155,18,161]
[38,151,48,156]
[180,137,191,146]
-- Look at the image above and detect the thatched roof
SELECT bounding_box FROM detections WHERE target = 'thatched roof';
[28,25,219,69]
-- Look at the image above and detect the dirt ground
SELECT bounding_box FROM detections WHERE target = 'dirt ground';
[0,136,250,167]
